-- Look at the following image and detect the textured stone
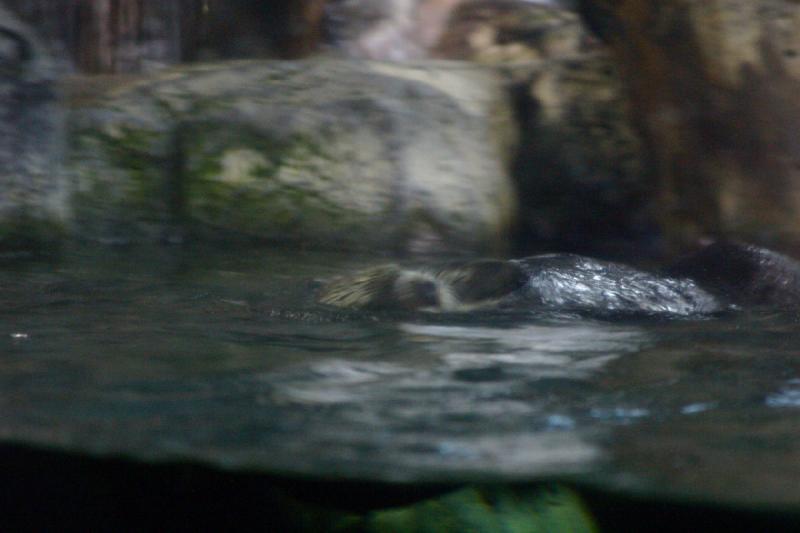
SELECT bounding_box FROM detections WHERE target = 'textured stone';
[579,0,800,250]
[0,3,65,251]
[514,54,649,250]
[428,0,650,252]
[434,0,596,64]
[67,60,517,252]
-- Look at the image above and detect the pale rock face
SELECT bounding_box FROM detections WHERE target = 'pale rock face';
[326,0,465,60]
[67,60,517,252]
[325,0,587,63]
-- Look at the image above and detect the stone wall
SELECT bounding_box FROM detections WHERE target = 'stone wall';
[67,60,517,253]
[579,0,800,250]
[0,4,65,252]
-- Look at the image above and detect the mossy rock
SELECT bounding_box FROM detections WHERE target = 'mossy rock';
[68,111,176,243]
[66,60,517,252]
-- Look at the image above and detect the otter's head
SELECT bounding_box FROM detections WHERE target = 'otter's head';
[317,264,459,311]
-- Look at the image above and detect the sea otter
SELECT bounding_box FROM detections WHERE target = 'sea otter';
[317,242,800,316]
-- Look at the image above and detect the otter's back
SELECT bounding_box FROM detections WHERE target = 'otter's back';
[667,242,800,308]
[513,254,722,316]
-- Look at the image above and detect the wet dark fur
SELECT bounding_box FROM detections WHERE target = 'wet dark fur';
[318,242,800,316]
[668,242,800,307]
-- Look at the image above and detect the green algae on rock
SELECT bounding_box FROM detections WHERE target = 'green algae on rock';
[67,60,517,252]
[68,114,176,244]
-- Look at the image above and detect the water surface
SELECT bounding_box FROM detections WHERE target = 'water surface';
[2,246,800,510]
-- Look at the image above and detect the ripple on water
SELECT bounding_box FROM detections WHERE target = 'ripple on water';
[267,322,647,408]
[254,320,649,479]
[765,379,800,408]
[403,322,647,380]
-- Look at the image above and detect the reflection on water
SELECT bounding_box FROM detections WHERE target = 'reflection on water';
[2,246,800,508]
[262,322,647,480]
[765,379,800,408]
[403,322,644,377]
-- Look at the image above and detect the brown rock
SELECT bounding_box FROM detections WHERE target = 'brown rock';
[579,0,800,250]
[434,0,598,64]
[513,54,649,251]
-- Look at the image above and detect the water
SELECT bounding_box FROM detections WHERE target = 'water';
[2,245,800,510]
